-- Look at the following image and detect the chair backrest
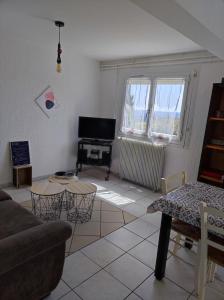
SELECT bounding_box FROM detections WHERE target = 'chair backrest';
[200,202,224,253]
[161,171,187,194]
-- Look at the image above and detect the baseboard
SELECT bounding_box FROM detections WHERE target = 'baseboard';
[0,169,76,189]
[0,168,119,189]
[0,182,12,189]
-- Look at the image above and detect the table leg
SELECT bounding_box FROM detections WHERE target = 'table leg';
[155,213,172,280]
[75,161,79,176]
[105,166,110,181]
[184,237,193,249]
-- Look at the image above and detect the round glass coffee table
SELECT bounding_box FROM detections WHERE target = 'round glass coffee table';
[65,181,97,223]
[31,182,64,221]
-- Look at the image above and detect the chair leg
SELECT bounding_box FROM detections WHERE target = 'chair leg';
[173,233,181,255]
[198,243,207,300]
[195,241,201,295]
[208,261,216,282]
[207,260,212,282]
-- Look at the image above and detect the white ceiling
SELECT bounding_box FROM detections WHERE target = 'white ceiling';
[176,0,224,41]
[131,0,224,60]
[0,0,201,60]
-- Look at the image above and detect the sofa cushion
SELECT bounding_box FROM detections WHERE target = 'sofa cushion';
[0,190,12,202]
[0,200,42,240]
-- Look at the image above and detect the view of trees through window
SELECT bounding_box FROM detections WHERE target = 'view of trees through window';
[121,77,186,140]
[122,78,151,135]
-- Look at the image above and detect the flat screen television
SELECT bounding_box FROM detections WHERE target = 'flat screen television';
[78,116,116,140]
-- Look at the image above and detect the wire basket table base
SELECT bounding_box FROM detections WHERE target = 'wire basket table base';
[66,191,96,223]
[31,191,64,221]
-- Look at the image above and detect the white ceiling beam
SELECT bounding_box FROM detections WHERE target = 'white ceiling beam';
[130,0,224,60]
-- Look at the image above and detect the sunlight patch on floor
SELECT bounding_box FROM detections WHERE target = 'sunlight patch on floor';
[91,183,107,192]
[105,195,135,206]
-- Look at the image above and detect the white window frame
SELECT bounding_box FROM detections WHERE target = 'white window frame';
[120,75,190,145]
[120,77,151,138]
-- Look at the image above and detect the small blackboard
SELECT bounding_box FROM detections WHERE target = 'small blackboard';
[10,141,30,166]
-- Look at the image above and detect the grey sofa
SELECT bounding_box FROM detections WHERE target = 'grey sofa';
[0,190,72,300]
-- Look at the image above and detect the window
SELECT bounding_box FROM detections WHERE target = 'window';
[122,78,151,136]
[121,77,187,142]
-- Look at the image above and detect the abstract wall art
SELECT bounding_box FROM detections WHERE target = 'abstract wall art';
[35,86,59,118]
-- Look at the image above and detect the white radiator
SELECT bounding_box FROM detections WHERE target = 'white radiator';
[119,138,165,191]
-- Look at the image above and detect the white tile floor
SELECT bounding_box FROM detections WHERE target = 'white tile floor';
[4,168,224,300]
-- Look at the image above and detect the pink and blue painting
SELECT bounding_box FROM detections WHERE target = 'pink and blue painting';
[35,86,58,118]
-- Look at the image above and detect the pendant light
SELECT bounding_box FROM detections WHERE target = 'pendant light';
[55,20,64,73]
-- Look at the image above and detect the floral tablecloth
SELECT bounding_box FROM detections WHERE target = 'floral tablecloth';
[147,182,224,228]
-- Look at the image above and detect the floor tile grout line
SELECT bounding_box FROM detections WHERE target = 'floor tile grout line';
[126,251,156,270]
[69,212,162,271]
[139,218,161,229]
[130,272,156,299]
[123,290,144,300]
[67,253,144,299]
[58,289,80,300]
[102,267,136,294]
[23,190,164,270]
[103,228,177,271]
[164,275,195,295]
[12,174,199,299]
[80,245,127,270]
[61,279,74,291]
[101,208,125,212]
[102,264,150,296]
[207,281,224,296]
[89,235,156,271]
[131,272,193,300]
[66,212,139,257]
[66,265,103,290]
[104,232,145,253]
[66,234,100,256]
[72,234,100,237]
[166,251,197,268]
[127,214,160,227]
[123,225,159,240]
[187,291,194,300]
[72,290,84,300]
[63,250,192,299]
[100,221,129,224]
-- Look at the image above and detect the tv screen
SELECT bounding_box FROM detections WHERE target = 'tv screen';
[78,116,116,140]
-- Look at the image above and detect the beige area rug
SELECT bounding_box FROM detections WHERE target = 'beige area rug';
[21,198,137,257]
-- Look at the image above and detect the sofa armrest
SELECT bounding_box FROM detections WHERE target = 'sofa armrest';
[0,221,72,276]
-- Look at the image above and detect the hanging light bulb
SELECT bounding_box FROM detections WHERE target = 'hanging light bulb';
[55,21,64,73]
[56,41,62,73]
[56,63,61,73]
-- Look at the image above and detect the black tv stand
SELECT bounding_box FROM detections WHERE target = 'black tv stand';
[76,139,113,180]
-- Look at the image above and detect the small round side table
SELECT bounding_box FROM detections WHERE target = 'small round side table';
[48,175,78,185]
[48,175,79,210]
[65,181,97,223]
[31,182,64,221]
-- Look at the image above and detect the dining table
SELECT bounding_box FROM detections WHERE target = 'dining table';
[147,181,224,280]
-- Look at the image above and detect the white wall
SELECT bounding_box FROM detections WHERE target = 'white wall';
[0,35,100,185]
[100,60,224,181]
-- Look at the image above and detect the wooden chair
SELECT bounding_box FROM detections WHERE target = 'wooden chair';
[161,171,200,254]
[198,202,224,300]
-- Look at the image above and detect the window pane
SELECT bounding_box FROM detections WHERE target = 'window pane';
[150,78,185,138]
[122,78,151,135]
